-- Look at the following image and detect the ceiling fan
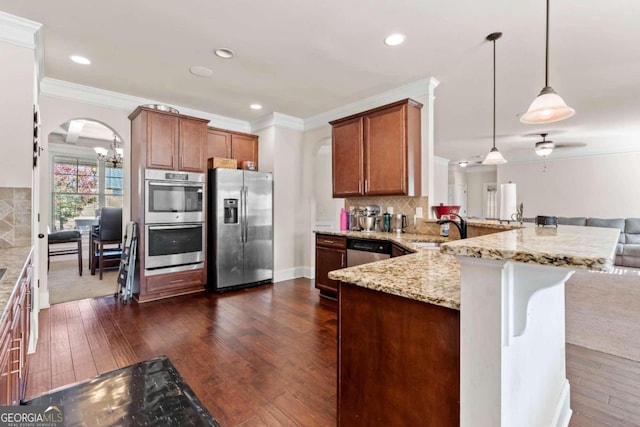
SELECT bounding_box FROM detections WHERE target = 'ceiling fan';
[533,133,586,157]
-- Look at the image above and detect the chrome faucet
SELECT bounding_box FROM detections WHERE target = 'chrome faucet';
[436,213,468,239]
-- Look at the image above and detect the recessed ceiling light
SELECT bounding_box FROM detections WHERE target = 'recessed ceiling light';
[70,55,91,65]
[214,48,235,59]
[384,33,406,46]
[250,104,263,110]
[189,66,213,77]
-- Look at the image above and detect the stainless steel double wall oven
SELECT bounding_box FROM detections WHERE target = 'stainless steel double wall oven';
[144,169,205,276]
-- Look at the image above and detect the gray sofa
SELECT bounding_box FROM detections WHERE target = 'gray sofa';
[556,217,640,268]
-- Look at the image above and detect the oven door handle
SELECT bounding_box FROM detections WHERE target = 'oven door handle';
[147,224,202,231]
[147,181,202,187]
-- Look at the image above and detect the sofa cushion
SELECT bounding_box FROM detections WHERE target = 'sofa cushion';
[621,256,640,268]
[617,243,624,256]
[622,244,640,257]
[586,218,625,243]
[557,217,587,226]
[625,218,640,244]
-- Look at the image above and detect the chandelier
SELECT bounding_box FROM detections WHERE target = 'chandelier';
[94,136,123,167]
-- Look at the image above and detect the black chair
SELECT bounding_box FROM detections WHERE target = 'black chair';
[89,207,123,280]
[48,229,82,275]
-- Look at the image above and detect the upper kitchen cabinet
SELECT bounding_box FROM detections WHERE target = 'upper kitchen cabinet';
[129,107,208,173]
[207,127,259,169]
[330,99,422,198]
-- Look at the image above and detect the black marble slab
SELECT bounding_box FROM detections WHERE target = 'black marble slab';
[23,356,220,427]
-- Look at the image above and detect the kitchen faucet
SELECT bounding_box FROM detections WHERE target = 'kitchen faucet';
[436,213,468,239]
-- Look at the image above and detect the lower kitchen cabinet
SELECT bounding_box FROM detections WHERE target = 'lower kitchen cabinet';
[0,250,32,405]
[315,234,346,300]
[140,269,206,302]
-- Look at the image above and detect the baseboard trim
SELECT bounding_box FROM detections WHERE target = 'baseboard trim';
[39,289,50,309]
[273,266,313,283]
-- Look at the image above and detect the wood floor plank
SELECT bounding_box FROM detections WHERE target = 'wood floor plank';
[24,278,640,426]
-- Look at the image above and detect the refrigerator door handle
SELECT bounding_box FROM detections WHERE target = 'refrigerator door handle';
[240,186,245,243]
[243,186,249,243]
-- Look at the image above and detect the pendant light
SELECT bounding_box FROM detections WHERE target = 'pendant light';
[520,0,575,124]
[482,32,507,165]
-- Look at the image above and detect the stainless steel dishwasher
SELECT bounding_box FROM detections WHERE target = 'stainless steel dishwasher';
[347,238,392,267]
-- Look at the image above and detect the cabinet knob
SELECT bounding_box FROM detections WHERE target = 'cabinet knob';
[38,233,45,239]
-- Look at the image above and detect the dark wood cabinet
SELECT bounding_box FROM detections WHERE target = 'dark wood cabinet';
[178,118,206,172]
[207,127,259,170]
[315,234,346,300]
[330,98,422,198]
[331,117,363,197]
[0,250,32,405]
[130,107,208,173]
[146,111,178,170]
[206,128,232,159]
[338,282,460,426]
[129,107,208,302]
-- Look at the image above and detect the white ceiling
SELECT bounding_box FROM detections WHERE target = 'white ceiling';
[2,0,640,164]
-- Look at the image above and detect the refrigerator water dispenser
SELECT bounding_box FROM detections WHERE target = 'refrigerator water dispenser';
[224,199,238,224]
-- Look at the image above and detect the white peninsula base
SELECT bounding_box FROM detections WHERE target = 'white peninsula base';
[457,257,575,427]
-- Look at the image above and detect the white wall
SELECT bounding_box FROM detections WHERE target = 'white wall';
[255,122,308,281]
[432,156,450,208]
[0,41,35,188]
[466,168,497,218]
[498,153,640,218]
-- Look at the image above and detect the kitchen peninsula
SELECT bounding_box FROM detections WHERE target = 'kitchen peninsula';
[329,223,619,427]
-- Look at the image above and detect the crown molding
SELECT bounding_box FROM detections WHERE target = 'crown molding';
[0,11,41,49]
[39,78,251,133]
[304,76,440,131]
[251,112,304,133]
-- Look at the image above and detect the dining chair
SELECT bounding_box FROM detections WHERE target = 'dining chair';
[89,207,123,279]
[48,228,82,275]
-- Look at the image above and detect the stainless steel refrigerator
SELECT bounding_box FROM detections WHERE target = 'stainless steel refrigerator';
[207,168,273,292]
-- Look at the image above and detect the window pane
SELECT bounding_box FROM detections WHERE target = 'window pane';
[51,156,103,230]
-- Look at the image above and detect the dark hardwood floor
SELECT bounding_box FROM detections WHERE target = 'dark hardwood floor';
[26,278,640,426]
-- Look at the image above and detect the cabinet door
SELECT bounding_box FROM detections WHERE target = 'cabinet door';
[178,118,206,172]
[315,246,346,296]
[364,103,407,195]
[231,134,259,169]
[332,117,364,197]
[207,128,232,160]
[147,112,178,170]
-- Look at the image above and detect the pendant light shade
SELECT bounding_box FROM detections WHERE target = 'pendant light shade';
[483,147,507,165]
[521,0,575,124]
[482,32,507,166]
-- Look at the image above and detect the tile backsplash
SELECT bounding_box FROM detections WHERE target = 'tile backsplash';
[0,187,32,249]
[345,196,430,234]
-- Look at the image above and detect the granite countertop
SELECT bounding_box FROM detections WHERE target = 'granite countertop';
[0,246,33,324]
[440,223,619,272]
[315,229,447,250]
[321,222,618,311]
[328,250,461,310]
[424,218,524,230]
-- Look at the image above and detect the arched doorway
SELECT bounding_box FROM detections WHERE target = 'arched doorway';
[46,118,124,304]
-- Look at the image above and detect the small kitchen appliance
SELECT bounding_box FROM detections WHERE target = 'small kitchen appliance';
[390,214,408,233]
[358,205,381,232]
